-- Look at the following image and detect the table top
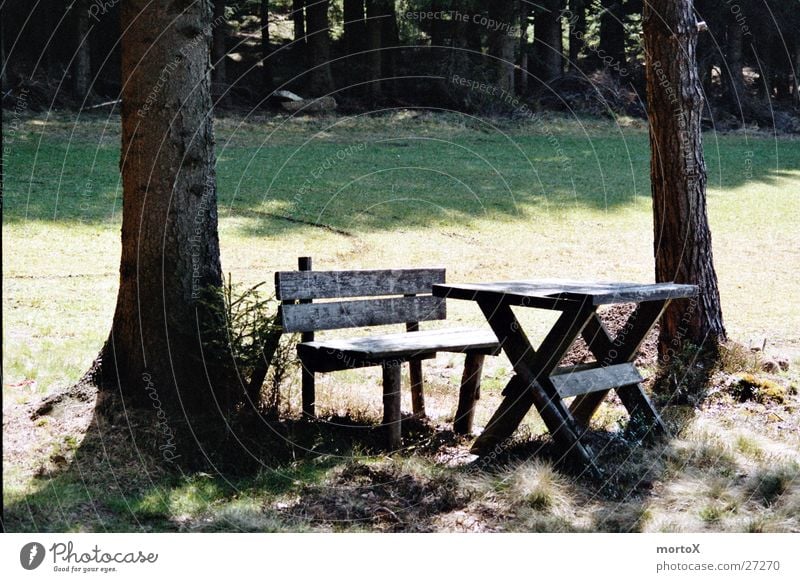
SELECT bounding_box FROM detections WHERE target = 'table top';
[433,279,698,308]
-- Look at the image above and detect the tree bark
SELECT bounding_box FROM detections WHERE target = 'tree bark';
[723,19,744,107]
[292,0,306,65]
[567,0,586,72]
[518,0,531,93]
[212,0,230,105]
[487,0,516,94]
[305,0,335,95]
[598,0,626,75]
[72,0,91,103]
[533,0,563,82]
[379,0,399,98]
[260,0,274,93]
[643,0,726,358]
[343,0,366,55]
[98,0,234,417]
[366,0,383,98]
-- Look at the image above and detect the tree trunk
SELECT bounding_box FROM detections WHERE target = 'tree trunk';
[599,0,626,75]
[366,0,383,98]
[343,0,366,55]
[487,0,516,94]
[379,0,399,98]
[306,0,334,96]
[292,0,306,66]
[430,0,445,47]
[567,0,586,72]
[98,0,234,418]
[212,0,229,105]
[518,0,531,93]
[533,0,563,82]
[72,0,91,103]
[724,19,744,107]
[260,0,273,93]
[643,0,726,358]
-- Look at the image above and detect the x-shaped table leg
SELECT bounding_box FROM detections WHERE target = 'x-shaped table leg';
[570,300,670,438]
[471,299,603,479]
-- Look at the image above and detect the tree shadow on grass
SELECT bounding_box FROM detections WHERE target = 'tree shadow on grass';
[7,377,796,533]
[4,111,792,237]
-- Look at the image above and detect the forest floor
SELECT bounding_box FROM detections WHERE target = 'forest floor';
[3,110,799,532]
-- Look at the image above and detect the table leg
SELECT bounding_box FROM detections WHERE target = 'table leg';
[454,353,485,435]
[570,300,669,437]
[472,301,602,478]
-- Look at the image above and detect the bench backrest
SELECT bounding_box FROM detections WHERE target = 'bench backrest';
[275,264,446,333]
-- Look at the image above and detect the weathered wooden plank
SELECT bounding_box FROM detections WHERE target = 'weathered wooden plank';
[470,300,603,479]
[434,280,698,309]
[406,320,425,417]
[453,353,485,435]
[298,257,316,417]
[570,301,669,427]
[382,363,402,450]
[276,268,445,300]
[280,295,447,332]
[299,347,437,373]
[551,363,643,398]
[298,327,498,358]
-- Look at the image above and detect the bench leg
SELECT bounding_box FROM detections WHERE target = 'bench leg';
[409,359,426,418]
[454,353,485,435]
[301,363,315,418]
[382,363,402,450]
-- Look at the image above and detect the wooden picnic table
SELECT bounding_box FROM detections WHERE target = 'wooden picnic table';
[433,279,699,478]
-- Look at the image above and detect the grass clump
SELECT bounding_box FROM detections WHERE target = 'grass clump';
[731,374,787,404]
[749,464,799,506]
[507,461,568,511]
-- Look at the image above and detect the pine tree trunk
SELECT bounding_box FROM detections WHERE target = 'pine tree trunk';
[598,0,626,75]
[293,0,306,67]
[72,0,91,102]
[260,0,273,92]
[643,0,726,358]
[518,1,531,94]
[724,20,744,107]
[567,0,586,72]
[212,0,229,105]
[487,0,515,94]
[343,0,366,55]
[534,0,563,82]
[98,0,233,416]
[366,0,383,98]
[379,0,399,98]
[306,0,335,95]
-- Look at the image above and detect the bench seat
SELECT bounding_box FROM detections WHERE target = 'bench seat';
[298,327,500,372]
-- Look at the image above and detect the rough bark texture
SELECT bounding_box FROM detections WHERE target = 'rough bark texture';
[366,0,383,98]
[343,0,366,55]
[211,0,229,104]
[98,0,233,415]
[518,0,531,94]
[643,0,726,358]
[379,0,399,98]
[260,0,273,92]
[599,0,627,75]
[567,0,586,71]
[305,0,335,95]
[534,0,563,82]
[724,19,744,107]
[487,0,515,94]
[72,0,91,102]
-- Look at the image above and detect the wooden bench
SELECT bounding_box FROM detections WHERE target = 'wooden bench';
[275,257,500,449]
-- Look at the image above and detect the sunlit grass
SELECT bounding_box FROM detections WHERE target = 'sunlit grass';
[3,111,800,533]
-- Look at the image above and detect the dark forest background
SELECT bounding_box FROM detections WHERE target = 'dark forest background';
[2,1,799,130]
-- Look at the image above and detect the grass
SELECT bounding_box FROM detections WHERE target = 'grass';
[3,110,800,532]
